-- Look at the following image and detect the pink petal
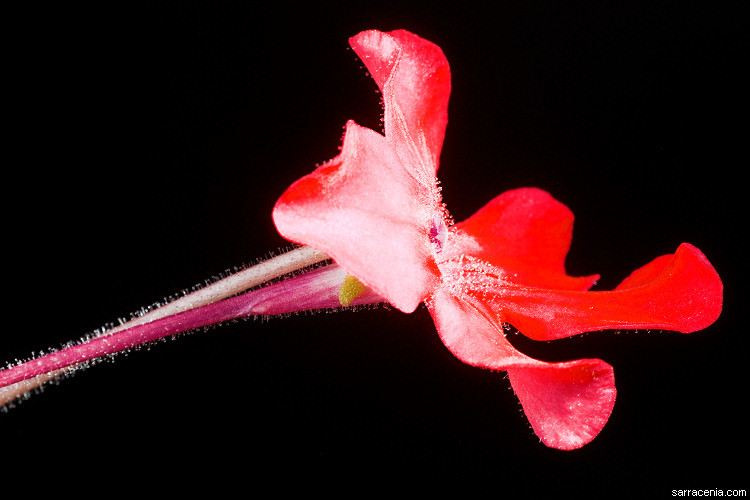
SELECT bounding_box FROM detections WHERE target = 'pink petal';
[506,360,616,450]
[273,121,440,313]
[349,29,451,176]
[479,243,723,340]
[447,188,598,291]
[274,30,452,313]
[428,287,616,450]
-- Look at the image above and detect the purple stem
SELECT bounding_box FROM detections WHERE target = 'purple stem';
[0,263,384,390]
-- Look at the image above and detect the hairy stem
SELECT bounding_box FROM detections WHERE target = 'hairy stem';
[1,246,329,405]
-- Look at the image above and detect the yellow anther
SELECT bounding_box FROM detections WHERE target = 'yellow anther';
[338,274,367,306]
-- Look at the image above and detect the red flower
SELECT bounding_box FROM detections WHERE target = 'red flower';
[273,29,723,449]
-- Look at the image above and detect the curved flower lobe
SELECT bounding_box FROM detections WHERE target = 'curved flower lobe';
[274,30,451,312]
[428,287,616,450]
[481,245,722,341]
[445,188,599,291]
[507,361,615,450]
[350,29,451,175]
[273,120,439,313]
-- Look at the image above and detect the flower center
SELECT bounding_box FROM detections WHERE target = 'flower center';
[429,213,448,254]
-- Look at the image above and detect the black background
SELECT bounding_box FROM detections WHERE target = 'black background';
[3,2,745,495]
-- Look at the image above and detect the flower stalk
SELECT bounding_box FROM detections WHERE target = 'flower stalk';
[1,246,333,405]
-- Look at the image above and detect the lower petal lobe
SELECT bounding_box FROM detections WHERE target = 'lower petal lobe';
[428,287,616,450]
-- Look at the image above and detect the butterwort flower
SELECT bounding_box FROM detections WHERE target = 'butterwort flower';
[272,29,723,449]
[1,29,722,451]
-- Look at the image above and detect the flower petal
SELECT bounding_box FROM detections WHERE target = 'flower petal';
[273,121,440,313]
[274,29,452,313]
[506,360,616,450]
[428,287,616,450]
[481,243,723,340]
[349,29,451,176]
[447,188,598,291]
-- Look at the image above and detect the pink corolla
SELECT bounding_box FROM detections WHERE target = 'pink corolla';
[0,29,722,451]
[272,29,723,449]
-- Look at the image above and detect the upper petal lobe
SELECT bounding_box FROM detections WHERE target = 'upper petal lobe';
[274,30,452,312]
[446,188,598,291]
[350,29,451,176]
[273,121,440,313]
